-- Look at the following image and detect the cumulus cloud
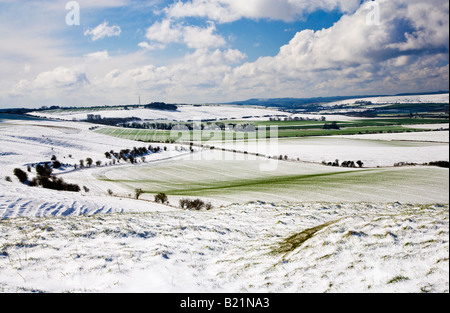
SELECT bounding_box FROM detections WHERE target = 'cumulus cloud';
[97,48,246,100]
[138,41,166,51]
[84,22,122,41]
[11,66,89,97]
[142,19,226,50]
[3,0,449,106]
[165,0,362,23]
[84,50,110,62]
[222,0,449,98]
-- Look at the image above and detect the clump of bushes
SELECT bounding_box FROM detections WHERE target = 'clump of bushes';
[154,192,168,204]
[179,198,213,211]
[30,175,80,192]
[14,163,80,193]
[13,168,28,183]
[323,121,340,130]
[51,155,62,169]
[394,162,418,167]
[427,161,449,168]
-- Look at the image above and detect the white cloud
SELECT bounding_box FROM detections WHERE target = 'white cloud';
[91,48,247,103]
[2,0,449,107]
[76,0,130,8]
[84,51,110,62]
[392,1,449,52]
[145,19,183,45]
[183,22,227,49]
[11,66,89,98]
[138,41,166,51]
[165,0,362,23]
[142,19,226,50]
[84,22,122,41]
[221,0,449,99]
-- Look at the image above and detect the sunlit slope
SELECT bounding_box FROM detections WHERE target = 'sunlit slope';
[96,152,449,204]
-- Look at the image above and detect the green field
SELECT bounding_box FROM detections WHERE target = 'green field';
[95,151,449,203]
[251,118,449,127]
[95,127,173,142]
[95,117,448,143]
[95,124,433,143]
[92,116,449,204]
[95,127,264,142]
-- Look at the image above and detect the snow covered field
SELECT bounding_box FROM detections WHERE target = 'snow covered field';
[1,116,449,293]
[29,105,285,122]
[29,105,365,123]
[334,131,449,143]
[326,93,449,107]
[0,118,185,218]
[79,150,448,204]
[404,124,449,131]
[0,119,184,177]
[210,132,449,168]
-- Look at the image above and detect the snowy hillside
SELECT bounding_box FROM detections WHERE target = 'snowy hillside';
[0,119,184,177]
[1,116,448,293]
[0,118,186,218]
[326,93,449,107]
[0,202,448,293]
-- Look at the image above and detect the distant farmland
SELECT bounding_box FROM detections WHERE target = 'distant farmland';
[94,117,449,143]
[93,151,449,204]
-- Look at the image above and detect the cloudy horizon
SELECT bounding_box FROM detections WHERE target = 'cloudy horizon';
[0,0,448,108]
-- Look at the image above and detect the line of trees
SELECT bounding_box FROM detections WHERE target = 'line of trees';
[322,159,364,168]
[103,145,164,165]
[74,145,165,170]
[120,121,255,132]
[395,161,449,168]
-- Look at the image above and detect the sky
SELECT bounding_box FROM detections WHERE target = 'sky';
[0,0,448,108]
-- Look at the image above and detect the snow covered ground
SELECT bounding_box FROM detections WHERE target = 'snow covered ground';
[0,119,185,177]
[403,124,449,131]
[29,105,364,123]
[325,93,449,107]
[210,132,449,168]
[0,202,448,293]
[1,117,448,293]
[29,105,286,122]
[0,118,186,218]
[0,178,176,220]
[334,130,449,143]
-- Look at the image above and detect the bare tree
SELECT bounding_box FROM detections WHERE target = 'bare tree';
[135,188,144,200]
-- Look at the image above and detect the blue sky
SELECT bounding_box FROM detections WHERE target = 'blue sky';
[70,4,343,61]
[0,0,448,108]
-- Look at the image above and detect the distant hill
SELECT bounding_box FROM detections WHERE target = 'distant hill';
[227,91,449,109]
[228,96,371,108]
